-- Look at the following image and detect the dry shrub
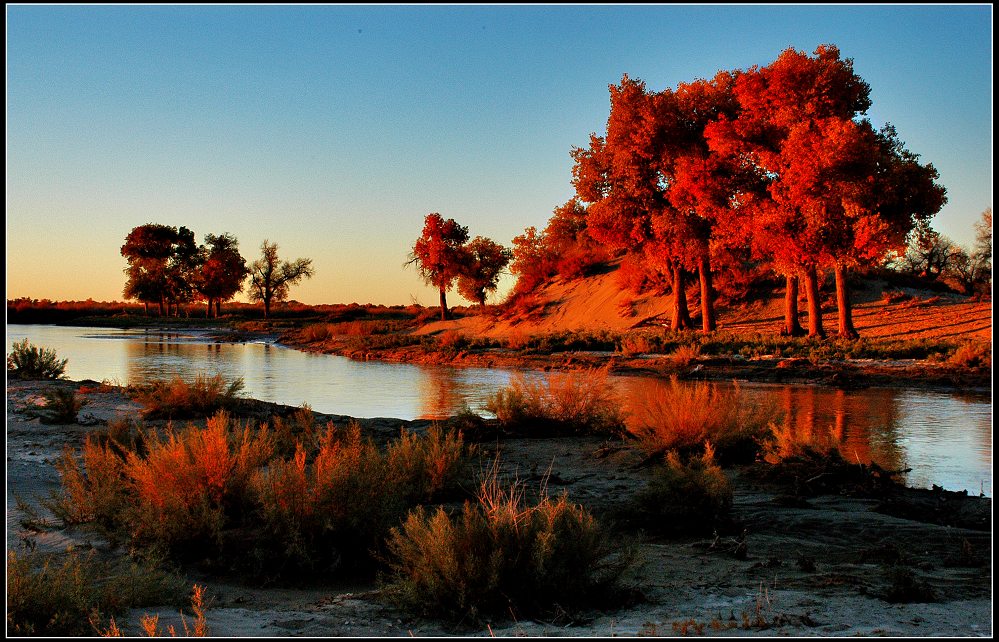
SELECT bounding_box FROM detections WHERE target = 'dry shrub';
[252,423,473,573]
[629,446,733,535]
[668,344,701,367]
[383,466,631,622]
[126,412,274,551]
[299,322,336,343]
[504,330,531,351]
[53,437,130,531]
[947,341,991,368]
[95,584,209,637]
[485,366,625,435]
[38,387,88,424]
[627,377,779,464]
[270,404,318,456]
[131,373,245,419]
[386,424,473,501]
[619,333,654,357]
[436,329,467,351]
[6,549,184,637]
[763,421,844,464]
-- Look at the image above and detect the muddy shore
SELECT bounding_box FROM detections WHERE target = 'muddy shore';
[6,377,992,637]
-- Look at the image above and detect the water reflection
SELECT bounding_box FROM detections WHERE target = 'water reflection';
[5,324,991,496]
[418,367,473,420]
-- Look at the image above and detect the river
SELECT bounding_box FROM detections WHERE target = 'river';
[6,324,992,497]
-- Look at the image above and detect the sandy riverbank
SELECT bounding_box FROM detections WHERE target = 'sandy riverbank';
[6,378,992,637]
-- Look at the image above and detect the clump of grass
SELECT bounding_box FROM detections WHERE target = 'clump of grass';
[627,377,780,464]
[37,387,88,424]
[6,549,185,637]
[6,338,68,380]
[485,366,625,435]
[629,445,733,536]
[130,373,245,419]
[382,464,632,623]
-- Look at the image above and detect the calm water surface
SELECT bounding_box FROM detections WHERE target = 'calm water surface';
[6,324,992,497]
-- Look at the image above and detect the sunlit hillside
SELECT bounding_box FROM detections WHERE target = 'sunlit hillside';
[416,259,992,344]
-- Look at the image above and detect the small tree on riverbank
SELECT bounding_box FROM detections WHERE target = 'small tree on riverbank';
[407,213,470,321]
[247,240,315,319]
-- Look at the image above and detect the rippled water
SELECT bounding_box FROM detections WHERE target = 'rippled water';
[6,324,992,496]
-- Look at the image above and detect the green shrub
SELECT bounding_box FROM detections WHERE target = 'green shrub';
[485,366,625,435]
[6,549,185,637]
[6,339,68,380]
[630,446,733,536]
[130,373,245,419]
[383,468,632,622]
[626,377,779,464]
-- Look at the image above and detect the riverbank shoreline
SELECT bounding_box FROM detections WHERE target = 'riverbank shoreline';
[6,377,993,637]
[9,316,991,393]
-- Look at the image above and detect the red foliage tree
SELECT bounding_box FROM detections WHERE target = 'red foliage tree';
[457,236,512,306]
[408,213,470,321]
[195,233,249,318]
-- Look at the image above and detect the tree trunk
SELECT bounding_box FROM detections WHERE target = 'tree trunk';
[215,300,222,317]
[834,263,859,339]
[670,264,694,331]
[439,289,449,321]
[143,302,149,316]
[158,299,165,316]
[697,255,716,333]
[263,298,270,319]
[782,275,805,337]
[207,299,213,318]
[802,265,825,338]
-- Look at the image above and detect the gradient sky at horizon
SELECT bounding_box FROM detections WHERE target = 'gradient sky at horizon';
[6,4,993,307]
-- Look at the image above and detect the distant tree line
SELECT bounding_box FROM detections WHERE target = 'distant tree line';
[508,44,967,339]
[121,224,313,318]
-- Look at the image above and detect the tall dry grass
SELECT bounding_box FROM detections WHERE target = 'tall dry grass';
[626,377,781,464]
[485,366,625,435]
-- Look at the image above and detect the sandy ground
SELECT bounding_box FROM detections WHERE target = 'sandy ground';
[6,378,993,637]
[413,265,992,344]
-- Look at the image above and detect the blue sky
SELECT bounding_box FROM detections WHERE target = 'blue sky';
[6,4,993,306]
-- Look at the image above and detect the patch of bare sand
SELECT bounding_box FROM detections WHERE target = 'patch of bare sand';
[7,380,992,637]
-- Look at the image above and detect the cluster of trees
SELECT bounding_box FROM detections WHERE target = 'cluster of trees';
[513,45,950,338]
[894,207,992,295]
[407,213,512,320]
[121,224,314,318]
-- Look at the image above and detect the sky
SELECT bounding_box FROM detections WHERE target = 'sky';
[6,4,993,307]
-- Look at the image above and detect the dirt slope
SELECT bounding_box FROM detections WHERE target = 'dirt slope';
[418,261,992,343]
